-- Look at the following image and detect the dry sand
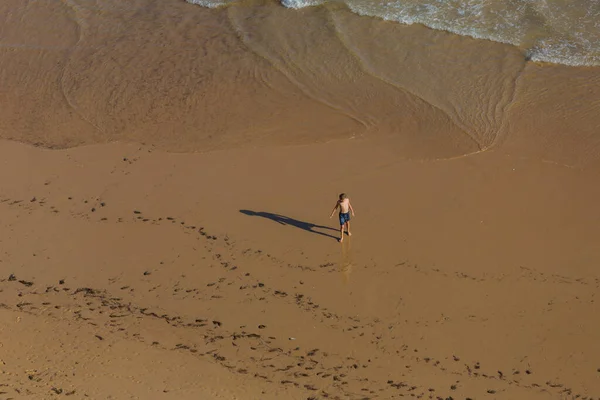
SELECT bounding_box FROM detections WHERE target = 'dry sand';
[2,0,600,399]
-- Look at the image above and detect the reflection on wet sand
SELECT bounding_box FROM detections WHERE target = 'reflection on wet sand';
[340,237,353,283]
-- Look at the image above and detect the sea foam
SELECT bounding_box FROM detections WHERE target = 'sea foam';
[187,0,600,67]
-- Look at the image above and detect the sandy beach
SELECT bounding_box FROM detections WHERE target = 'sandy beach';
[1,138,600,399]
[2,0,600,399]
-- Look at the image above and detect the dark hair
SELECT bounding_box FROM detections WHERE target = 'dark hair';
[339,193,347,200]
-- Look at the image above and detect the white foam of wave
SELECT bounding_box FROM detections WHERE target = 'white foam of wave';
[187,0,231,8]
[280,0,323,8]
[188,0,600,66]
[337,0,600,67]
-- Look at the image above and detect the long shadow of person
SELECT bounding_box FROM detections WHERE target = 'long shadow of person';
[239,210,338,240]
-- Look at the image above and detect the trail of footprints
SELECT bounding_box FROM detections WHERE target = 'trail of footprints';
[0,194,598,399]
[3,272,594,399]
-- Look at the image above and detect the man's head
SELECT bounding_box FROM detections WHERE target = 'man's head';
[339,193,347,200]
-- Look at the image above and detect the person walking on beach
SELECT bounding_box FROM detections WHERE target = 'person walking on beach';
[329,193,355,242]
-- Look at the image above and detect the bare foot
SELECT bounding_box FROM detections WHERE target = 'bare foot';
[348,232,352,236]
[339,237,343,243]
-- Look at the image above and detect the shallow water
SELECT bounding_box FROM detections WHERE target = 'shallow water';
[190,0,600,66]
[0,0,599,165]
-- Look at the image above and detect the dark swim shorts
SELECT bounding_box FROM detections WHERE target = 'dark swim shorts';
[339,212,351,225]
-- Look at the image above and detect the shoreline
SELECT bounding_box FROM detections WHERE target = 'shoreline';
[2,0,600,165]
[2,0,600,397]
[189,0,600,67]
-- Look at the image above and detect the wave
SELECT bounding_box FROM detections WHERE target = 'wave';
[187,0,600,67]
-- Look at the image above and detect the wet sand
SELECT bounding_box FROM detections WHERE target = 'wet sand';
[1,138,600,399]
[2,0,600,398]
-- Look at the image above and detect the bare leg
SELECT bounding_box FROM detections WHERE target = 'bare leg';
[346,221,352,236]
[339,224,344,242]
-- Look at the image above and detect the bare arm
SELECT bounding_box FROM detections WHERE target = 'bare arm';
[329,201,339,218]
[348,201,355,216]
